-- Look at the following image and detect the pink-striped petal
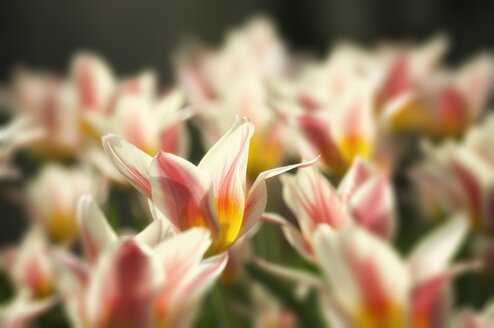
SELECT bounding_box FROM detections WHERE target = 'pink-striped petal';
[87,239,163,328]
[150,152,220,236]
[155,252,228,327]
[71,53,115,113]
[297,114,346,172]
[240,156,319,238]
[103,134,153,198]
[337,157,373,199]
[349,173,396,240]
[197,117,254,249]
[282,166,349,236]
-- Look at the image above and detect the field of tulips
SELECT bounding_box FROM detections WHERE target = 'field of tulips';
[1,17,494,327]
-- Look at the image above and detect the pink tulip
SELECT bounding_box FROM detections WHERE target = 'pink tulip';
[258,214,471,327]
[104,117,317,253]
[264,158,395,262]
[54,195,227,328]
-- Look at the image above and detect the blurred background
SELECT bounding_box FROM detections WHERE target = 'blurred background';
[1,0,494,83]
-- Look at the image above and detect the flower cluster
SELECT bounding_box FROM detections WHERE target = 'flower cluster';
[0,17,493,327]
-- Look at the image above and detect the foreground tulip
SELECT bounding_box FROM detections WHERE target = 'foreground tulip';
[103,117,317,253]
[258,214,472,328]
[264,158,395,262]
[54,195,228,328]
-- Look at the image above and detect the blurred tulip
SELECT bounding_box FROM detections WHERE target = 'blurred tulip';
[177,19,289,181]
[260,214,471,327]
[26,164,105,244]
[104,116,318,253]
[377,37,492,138]
[0,229,56,328]
[0,291,54,328]
[412,113,494,234]
[54,195,227,328]
[295,82,377,175]
[264,158,396,262]
[453,301,494,328]
[0,228,54,300]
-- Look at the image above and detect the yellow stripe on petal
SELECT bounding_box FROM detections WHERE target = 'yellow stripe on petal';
[354,302,405,328]
[247,130,283,181]
[210,196,244,253]
[336,134,372,169]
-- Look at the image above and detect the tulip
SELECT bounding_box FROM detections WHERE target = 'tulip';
[412,113,494,234]
[0,228,55,300]
[26,164,105,244]
[103,117,317,253]
[377,37,492,138]
[258,214,472,328]
[55,195,227,328]
[0,229,56,328]
[295,82,376,175]
[264,158,395,262]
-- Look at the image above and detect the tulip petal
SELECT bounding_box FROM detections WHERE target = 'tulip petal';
[103,134,153,198]
[408,213,468,285]
[77,195,118,264]
[134,218,172,248]
[0,292,55,328]
[156,251,228,328]
[154,228,212,276]
[150,152,220,236]
[198,117,254,249]
[253,256,324,289]
[349,173,396,240]
[262,212,315,262]
[87,239,163,328]
[282,167,349,236]
[240,156,319,238]
[297,114,346,172]
[337,157,373,199]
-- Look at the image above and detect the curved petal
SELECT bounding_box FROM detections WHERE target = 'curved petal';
[77,195,117,264]
[154,228,212,276]
[297,114,346,172]
[282,166,349,236]
[150,152,219,236]
[102,134,153,198]
[239,157,319,238]
[337,157,373,199]
[70,53,115,112]
[134,218,172,248]
[262,212,315,262]
[349,173,396,240]
[155,252,228,328]
[198,117,254,249]
[408,213,468,285]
